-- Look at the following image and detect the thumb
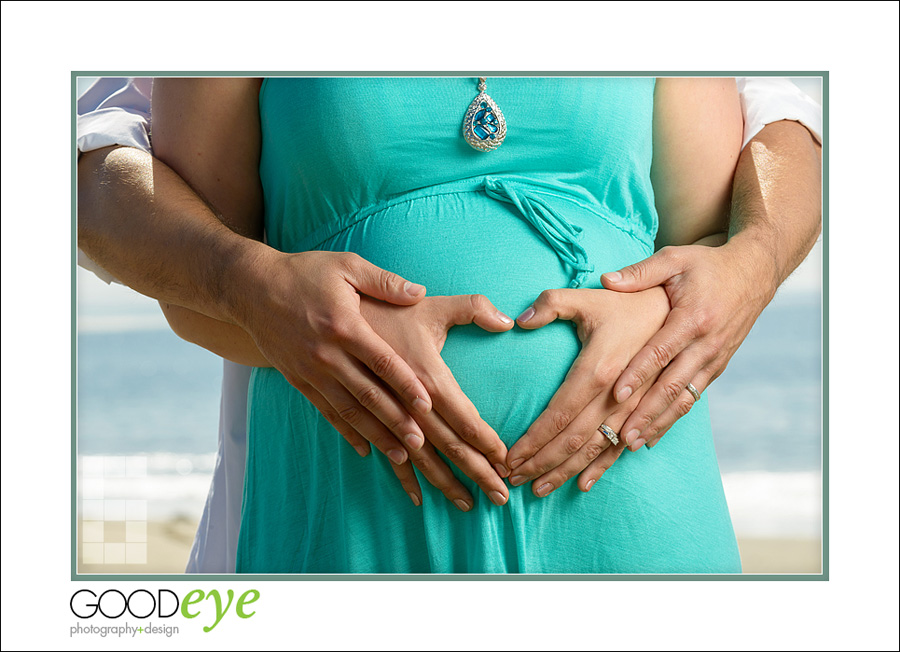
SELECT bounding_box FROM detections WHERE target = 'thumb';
[516,289,580,329]
[601,248,682,292]
[342,254,426,305]
[438,294,515,332]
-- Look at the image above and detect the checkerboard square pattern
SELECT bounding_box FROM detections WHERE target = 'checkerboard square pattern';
[80,456,148,566]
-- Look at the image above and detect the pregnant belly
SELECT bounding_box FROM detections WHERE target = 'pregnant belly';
[317,187,653,446]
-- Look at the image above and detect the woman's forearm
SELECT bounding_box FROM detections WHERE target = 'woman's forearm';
[159,301,271,368]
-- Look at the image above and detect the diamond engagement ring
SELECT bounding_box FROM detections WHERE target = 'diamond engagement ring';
[598,424,619,446]
[686,383,701,402]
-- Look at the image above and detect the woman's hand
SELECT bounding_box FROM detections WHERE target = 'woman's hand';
[505,287,670,496]
[360,294,515,509]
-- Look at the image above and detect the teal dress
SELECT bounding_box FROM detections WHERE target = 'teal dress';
[236,78,742,573]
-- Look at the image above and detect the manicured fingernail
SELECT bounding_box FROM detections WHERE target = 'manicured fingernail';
[409,492,421,506]
[388,449,407,465]
[604,271,622,283]
[489,491,507,506]
[536,483,553,497]
[454,499,471,512]
[404,281,425,297]
[617,386,633,402]
[584,479,596,492]
[494,463,509,477]
[510,475,527,487]
[496,312,512,324]
[353,444,369,457]
[404,433,424,450]
[631,438,646,452]
[517,306,535,322]
[412,396,430,415]
[625,429,641,446]
[509,457,525,469]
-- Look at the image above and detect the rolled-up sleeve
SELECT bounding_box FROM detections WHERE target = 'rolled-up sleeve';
[77,77,153,284]
[737,77,823,150]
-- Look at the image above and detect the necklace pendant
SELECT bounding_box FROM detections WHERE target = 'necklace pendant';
[462,81,506,152]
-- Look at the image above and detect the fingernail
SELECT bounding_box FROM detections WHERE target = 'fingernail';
[510,475,527,487]
[412,396,430,415]
[647,439,658,449]
[489,491,507,506]
[409,492,421,506]
[353,444,369,457]
[517,306,535,322]
[494,463,509,477]
[388,449,407,465]
[630,438,646,452]
[496,312,513,324]
[584,479,596,492]
[404,281,425,297]
[617,386,633,402]
[625,429,641,446]
[404,433,424,450]
[604,271,622,283]
[509,457,525,469]
[536,483,553,497]
[454,499,471,512]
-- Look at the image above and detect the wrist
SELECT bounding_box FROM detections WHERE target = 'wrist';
[719,233,780,306]
[212,235,280,327]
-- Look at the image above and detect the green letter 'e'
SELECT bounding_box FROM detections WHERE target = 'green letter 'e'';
[181,590,205,619]
[236,590,260,619]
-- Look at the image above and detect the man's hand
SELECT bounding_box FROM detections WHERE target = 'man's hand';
[224,248,445,465]
[603,119,822,451]
[601,242,777,450]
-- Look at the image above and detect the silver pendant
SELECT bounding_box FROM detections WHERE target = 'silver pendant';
[462,77,507,152]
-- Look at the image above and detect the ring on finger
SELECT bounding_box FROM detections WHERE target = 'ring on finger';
[686,382,701,402]
[598,424,619,446]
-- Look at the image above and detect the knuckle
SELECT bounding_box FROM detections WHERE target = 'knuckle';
[694,308,714,334]
[661,380,683,404]
[355,384,382,410]
[549,410,572,434]
[339,251,361,269]
[563,433,585,455]
[467,294,490,312]
[337,404,362,426]
[369,351,397,379]
[649,341,674,371]
[442,442,468,464]
[675,398,694,417]
[377,269,396,296]
[593,366,618,388]
[536,289,558,309]
[583,441,605,461]
[458,421,481,444]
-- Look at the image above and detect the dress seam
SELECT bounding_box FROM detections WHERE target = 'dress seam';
[293,177,655,253]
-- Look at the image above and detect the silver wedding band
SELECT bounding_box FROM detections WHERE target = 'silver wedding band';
[686,382,701,402]
[598,424,619,446]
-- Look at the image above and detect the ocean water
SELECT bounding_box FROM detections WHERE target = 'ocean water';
[76,288,823,537]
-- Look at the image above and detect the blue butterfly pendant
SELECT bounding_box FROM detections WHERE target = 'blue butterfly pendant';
[462,89,507,152]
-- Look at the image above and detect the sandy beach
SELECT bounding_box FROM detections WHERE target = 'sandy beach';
[76,518,822,575]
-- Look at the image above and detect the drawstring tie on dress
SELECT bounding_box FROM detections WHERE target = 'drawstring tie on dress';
[483,177,594,288]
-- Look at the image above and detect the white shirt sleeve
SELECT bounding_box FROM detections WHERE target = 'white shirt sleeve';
[77,77,153,284]
[737,77,823,150]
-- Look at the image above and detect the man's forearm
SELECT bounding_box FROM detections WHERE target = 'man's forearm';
[724,119,823,299]
[77,145,267,322]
